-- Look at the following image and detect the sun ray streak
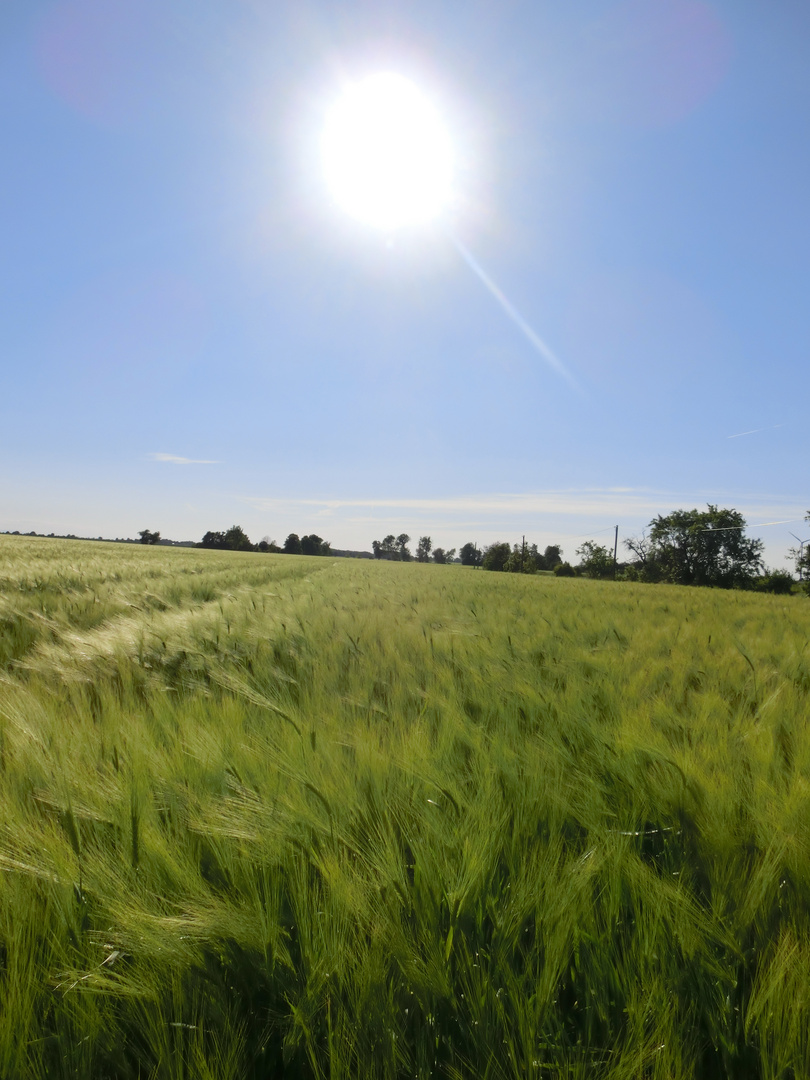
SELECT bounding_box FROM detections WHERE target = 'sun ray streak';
[449,234,579,391]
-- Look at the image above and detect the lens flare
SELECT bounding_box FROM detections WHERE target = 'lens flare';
[451,236,578,390]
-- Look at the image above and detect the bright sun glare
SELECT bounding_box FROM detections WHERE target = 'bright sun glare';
[322,72,453,230]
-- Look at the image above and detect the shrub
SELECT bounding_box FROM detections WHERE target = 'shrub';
[756,570,796,595]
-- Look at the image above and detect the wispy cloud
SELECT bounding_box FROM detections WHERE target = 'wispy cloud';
[243,489,660,518]
[241,489,808,530]
[149,453,219,465]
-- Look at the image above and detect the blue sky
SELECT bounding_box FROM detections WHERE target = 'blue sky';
[1,0,808,565]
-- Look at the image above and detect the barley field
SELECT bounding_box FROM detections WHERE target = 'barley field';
[0,535,808,1079]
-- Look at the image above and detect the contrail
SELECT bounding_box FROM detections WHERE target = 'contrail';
[727,425,783,439]
[702,519,795,531]
[449,234,579,391]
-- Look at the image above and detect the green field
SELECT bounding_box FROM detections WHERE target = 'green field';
[1,535,809,1079]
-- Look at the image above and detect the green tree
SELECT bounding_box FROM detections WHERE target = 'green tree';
[543,544,563,569]
[199,530,226,549]
[283,533,303,555]
[647,505,763,588]
[383,535,399,559]
[138,529,161,545]
[434,548,460,565]
[482,542,511,572]
[372,535,399,559]
[576,540,614,579]
[505,543,530,573]
[301,534,330,556]
[460,542,482,567]
[198,526,254,551]
[397,534,412,561]
[224,525,254,552]
[416,536,432,563]
[504,541,548,573]
[431,547,455,564]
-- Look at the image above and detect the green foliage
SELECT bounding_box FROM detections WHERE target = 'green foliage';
[502,542,559,574]
[432,547,455,564]
[371,534,412,561]
[459,542,482,567]
[505,544,526,573]
[576,540,615,579]
[224,525,254,552]
[283,533,303,555]
[647,505,764,588]
[372,534,399,560]
[416,536,432,563]
[200,526,255,552]
[200,530,226,549]
[193,531,331,558]
[138,529,161,545]
[554,561,577,577]
[300,534,330,556]
[482,541,511,571]
[756,569,796,594]
[1,535,810,1079]
[542,544,563,569]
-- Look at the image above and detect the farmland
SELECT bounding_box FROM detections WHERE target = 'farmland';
[0,535,809,1079]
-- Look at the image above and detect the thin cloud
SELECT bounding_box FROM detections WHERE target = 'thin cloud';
[243,490,662,518]
[243,489,691,520]
[149,453,219,465]
[241,489,808,526]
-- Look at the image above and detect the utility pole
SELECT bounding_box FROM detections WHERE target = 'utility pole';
[613,525,619,579]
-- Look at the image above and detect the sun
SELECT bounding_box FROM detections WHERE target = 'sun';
[322,72,453,230]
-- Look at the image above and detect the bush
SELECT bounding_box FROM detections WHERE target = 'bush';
[756,570,796,595]
[554,562,576,577]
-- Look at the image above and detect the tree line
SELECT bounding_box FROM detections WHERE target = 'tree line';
[372,506,810,594]
[370,534,459,564]
[134,506,809,594]
[194,526,331,555]
[371,533,565,570]
[135,526,333,555]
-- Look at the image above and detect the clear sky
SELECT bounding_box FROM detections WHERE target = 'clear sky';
[1,0,808,566]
